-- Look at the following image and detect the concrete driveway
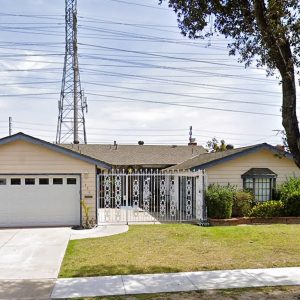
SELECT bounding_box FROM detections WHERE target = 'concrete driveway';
[0,227,71,280]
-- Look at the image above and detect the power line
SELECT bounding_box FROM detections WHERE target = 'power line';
[106,0,169,10]
[85,82,280,107]
[0,92,58,97]
[0,81,60,86]
[82,69,280,96]
[86,93,280,117]
[79,43,253,69]
[79,53,276,83]
[11,120,280,138]
[0,12,63,20]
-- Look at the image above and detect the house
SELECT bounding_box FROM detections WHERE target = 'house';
[2,132,297,228]
[167,143,300,201]
[0,132,205,228]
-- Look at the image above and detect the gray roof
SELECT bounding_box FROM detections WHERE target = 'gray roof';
[166,143,292,170]
[60,143,206,167]
[241,168,277,178]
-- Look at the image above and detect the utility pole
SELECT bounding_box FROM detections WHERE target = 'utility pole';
[9,117,12,136]
[56,0,87,144]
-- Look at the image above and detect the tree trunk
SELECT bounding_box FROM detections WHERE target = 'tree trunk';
[281,74,300,168]
[252,0,300,168]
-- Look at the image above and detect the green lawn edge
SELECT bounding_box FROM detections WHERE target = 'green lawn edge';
[59,224,300,278]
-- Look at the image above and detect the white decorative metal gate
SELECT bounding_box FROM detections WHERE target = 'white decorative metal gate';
[97,170,207,224]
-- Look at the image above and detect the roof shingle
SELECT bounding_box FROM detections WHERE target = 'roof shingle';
[60,144,206,167]
[166,143,291,170]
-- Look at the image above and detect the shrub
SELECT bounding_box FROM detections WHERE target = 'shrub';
[279,177,300,202]
[249,200,285,218]
[232,190,253,217]
[285,191,300,216]
[81,199,95,229]
[206,184,235,219]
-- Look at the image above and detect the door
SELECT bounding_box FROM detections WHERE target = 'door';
[0,174,81,227]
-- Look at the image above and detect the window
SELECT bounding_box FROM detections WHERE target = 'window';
[25,178,35,185]
[0,178,6,185]
[53,178,63,185]
[39,178,49,185]
[242,168,277,202]
[11,178,21,185]
[67,178,77,185]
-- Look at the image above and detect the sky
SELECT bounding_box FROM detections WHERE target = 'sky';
[0,0,296,147]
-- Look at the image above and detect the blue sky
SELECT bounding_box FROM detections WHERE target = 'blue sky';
[0,0,291,146]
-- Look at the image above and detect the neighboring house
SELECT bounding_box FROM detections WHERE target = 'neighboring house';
[0,132,110,228]
[0,132,204,228]
[61,143,206,170]
[167,143,300,201]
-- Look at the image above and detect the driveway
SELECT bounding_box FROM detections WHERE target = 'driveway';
[0,227,71,280]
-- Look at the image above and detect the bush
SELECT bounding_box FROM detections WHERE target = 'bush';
[206,184,235,219]
[232,190,253,217]
[285,191,300,216]
[279,177,300,202]
[249,200,285,218]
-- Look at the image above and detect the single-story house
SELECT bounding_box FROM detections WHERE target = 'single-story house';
[0,132,205,228]
[167,143,300,201]
[2,133,299,228]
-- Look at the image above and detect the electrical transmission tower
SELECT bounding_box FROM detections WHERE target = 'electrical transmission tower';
[56,0,87,144]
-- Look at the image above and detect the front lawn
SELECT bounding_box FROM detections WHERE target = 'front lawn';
[59,224,300,278]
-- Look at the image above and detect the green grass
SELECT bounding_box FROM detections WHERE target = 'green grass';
[59,224,300,278]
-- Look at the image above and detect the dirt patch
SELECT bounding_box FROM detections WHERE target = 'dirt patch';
[159,287,300,300]
[79,286,300,300]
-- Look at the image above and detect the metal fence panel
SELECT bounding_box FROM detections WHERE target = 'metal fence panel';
[98,169,206,225]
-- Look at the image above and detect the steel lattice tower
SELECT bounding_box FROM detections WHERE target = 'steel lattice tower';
[56,0,87,144]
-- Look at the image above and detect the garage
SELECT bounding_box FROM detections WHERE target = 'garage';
[0,174,81,227]
[0,132,111,227]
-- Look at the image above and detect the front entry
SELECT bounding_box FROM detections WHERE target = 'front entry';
[98,170,206,224]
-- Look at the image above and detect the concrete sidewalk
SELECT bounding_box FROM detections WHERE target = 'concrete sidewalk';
[0,279,55,300]
[51,267,300,299]
[0,226,130,299]
[70,225,128,240]
[0,228,71,280]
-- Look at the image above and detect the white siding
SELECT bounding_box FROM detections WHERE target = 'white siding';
[0,140,98,224]
[206,149,300,189]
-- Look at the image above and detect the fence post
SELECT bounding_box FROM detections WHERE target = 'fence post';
[199,170,210,226]
[96,173,99,225]
[125,174,129,225]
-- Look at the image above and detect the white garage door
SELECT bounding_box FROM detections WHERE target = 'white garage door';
[0,174,81,227]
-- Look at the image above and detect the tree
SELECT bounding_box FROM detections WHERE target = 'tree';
[275,129,290,153]
[159,0,300,168]
[206,137,234,152]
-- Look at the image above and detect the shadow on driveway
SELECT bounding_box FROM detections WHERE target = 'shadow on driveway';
[0,279,55,299]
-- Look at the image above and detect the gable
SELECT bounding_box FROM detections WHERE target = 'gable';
[0,133,110,170]
[0,140,98,172]
[206,149,300,186]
